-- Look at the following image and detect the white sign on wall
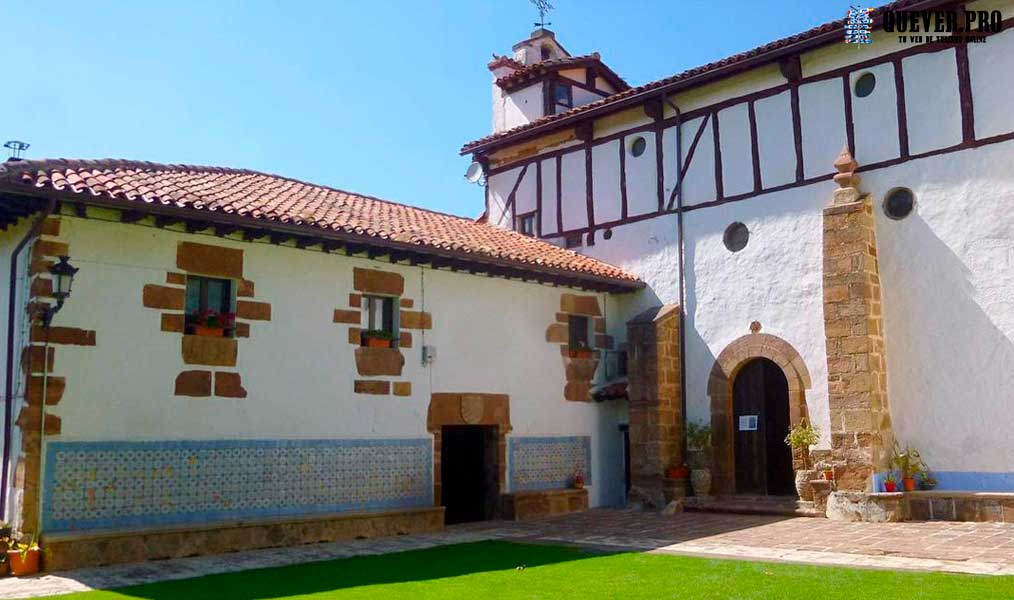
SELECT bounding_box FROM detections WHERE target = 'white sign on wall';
[738,415,759,431]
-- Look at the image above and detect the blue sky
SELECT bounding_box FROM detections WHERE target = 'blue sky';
[2,1,854,218]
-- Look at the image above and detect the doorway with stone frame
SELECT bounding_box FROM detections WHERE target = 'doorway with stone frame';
[426,393,511,523]
[708,332,812,497]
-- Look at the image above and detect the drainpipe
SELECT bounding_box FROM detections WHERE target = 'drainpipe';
[1,197,56,519]
[664,95,689,465]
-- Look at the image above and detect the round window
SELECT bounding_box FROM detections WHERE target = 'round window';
[630,136,647,157]
[854,72,876,98]
[723,222,749,252]
[883,188,915,220]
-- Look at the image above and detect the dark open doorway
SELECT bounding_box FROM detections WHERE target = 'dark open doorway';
[733,358,795,496]
[440,425,499,524]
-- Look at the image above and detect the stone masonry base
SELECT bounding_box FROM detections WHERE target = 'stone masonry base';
[825,491,1014,523]
[40,506,445,572]
[499,488,588,521]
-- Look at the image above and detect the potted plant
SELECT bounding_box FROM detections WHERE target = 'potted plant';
[572,470,585,489]
[823,466,835,481]
[666,464,690,479]
[189,310,234,337]
[569,341,593,359]
[362,329,395,348]
[884,473,898,493]
[6,536,40,577]
[686,421,713,497]
[918,471,938,490]
[892,442,924,492]
[784,420,820,500]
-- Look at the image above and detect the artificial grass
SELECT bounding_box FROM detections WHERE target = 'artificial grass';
[46,540,1014,600]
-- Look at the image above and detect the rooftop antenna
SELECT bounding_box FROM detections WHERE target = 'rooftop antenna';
[531,0,553,28]
[3,140,29,161]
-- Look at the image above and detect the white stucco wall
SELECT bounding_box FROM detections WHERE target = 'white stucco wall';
[901,49,962,155]
[23,216,627,508]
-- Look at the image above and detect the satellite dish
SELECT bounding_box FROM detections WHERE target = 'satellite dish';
[464,161,485,185]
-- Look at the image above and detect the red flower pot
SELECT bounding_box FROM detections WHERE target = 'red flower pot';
[569,349,593,359]
[7,548,40,576]
[823,469,834,481]
[884,480,897,493]
[365,337,392,348]
[666,466,690,479]
[902,477,917,492]
[192,325,225,338]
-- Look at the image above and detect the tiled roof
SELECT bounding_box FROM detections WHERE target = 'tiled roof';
[494,53,629,92]
[0,158,641,287]
[487,54,525,71]
[461,0,942,154]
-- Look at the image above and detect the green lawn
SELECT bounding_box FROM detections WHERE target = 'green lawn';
[48,541,1014,600]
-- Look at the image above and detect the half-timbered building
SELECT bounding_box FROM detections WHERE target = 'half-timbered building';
[0,0,1012,572]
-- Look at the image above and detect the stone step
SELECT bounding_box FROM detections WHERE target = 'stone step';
[685,495,825,518]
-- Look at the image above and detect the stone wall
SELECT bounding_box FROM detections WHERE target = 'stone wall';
[821,149,893,491]
[625,304,681,507]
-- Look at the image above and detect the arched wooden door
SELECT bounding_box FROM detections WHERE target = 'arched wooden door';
[732,358,795,496]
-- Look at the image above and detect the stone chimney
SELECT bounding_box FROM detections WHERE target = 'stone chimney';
[488,29,571,133]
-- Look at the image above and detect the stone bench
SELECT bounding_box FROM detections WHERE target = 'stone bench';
[499,488,588,521]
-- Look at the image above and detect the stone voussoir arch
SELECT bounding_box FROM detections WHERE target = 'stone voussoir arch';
[706,332,813,496]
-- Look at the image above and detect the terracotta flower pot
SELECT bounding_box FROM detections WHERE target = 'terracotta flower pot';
[570,349,593,359]
[666,466,690,479]
[795,469,818,501]
[7,548,40,576]
[823,469,835,481]
[884,480,897,493]
[193,325,225,337]
[365,337,392,348]
[902,477,917,492]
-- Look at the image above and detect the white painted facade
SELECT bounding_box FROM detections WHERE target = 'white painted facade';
[480,0,1014,490]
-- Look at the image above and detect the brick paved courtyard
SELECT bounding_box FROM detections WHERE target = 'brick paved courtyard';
[2,509,1012,598]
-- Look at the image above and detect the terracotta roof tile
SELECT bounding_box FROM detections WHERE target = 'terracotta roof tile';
[461,0,940,154]
[0,158,640,287]
[495,53,629,92]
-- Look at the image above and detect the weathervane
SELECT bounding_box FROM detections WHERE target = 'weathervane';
[531,0,553,28]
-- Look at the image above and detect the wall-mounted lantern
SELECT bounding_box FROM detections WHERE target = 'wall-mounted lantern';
[40,255,78,327]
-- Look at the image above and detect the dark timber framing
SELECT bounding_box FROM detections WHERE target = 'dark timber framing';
[480,26,1011,239]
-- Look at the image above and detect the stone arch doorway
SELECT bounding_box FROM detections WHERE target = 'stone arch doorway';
[732,358,794,496]
[707,333,812,496]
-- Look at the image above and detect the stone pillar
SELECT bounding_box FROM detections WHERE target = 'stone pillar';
[625,304,682,508]
[821,148,893,491]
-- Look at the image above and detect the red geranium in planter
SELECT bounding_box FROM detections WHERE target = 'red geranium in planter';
[189,310,235,337]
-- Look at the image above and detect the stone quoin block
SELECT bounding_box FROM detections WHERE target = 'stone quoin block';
[214,372,247,398]
[21,346,54,374]
[399,311,432,330]
[15,407,61,435]
[32,240,69,260]
[354,347,405,377]
[399,332,413,348]
[182,335,238,367]
[348,293,362,308]
[237,279,255,297]
[560,293,601,316]
[399,298,414,309]
[236,300,271,321]
[393,382,412,396]
[165,272,187,285]
[354,380,390,395]
[176,242,244,279]
[27,376,65,405]
[353,268,404,296]
[545,323,568,343]
[31,326,96,346]
[333,309,361,324]
[234,322,250,338]
[40,217,61,237]
[161,313,185,333]
[347,327,362,345]
[143,284,185,310]
[29,258,54,276]
[30,277,53,299]
[175,370,212,397]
